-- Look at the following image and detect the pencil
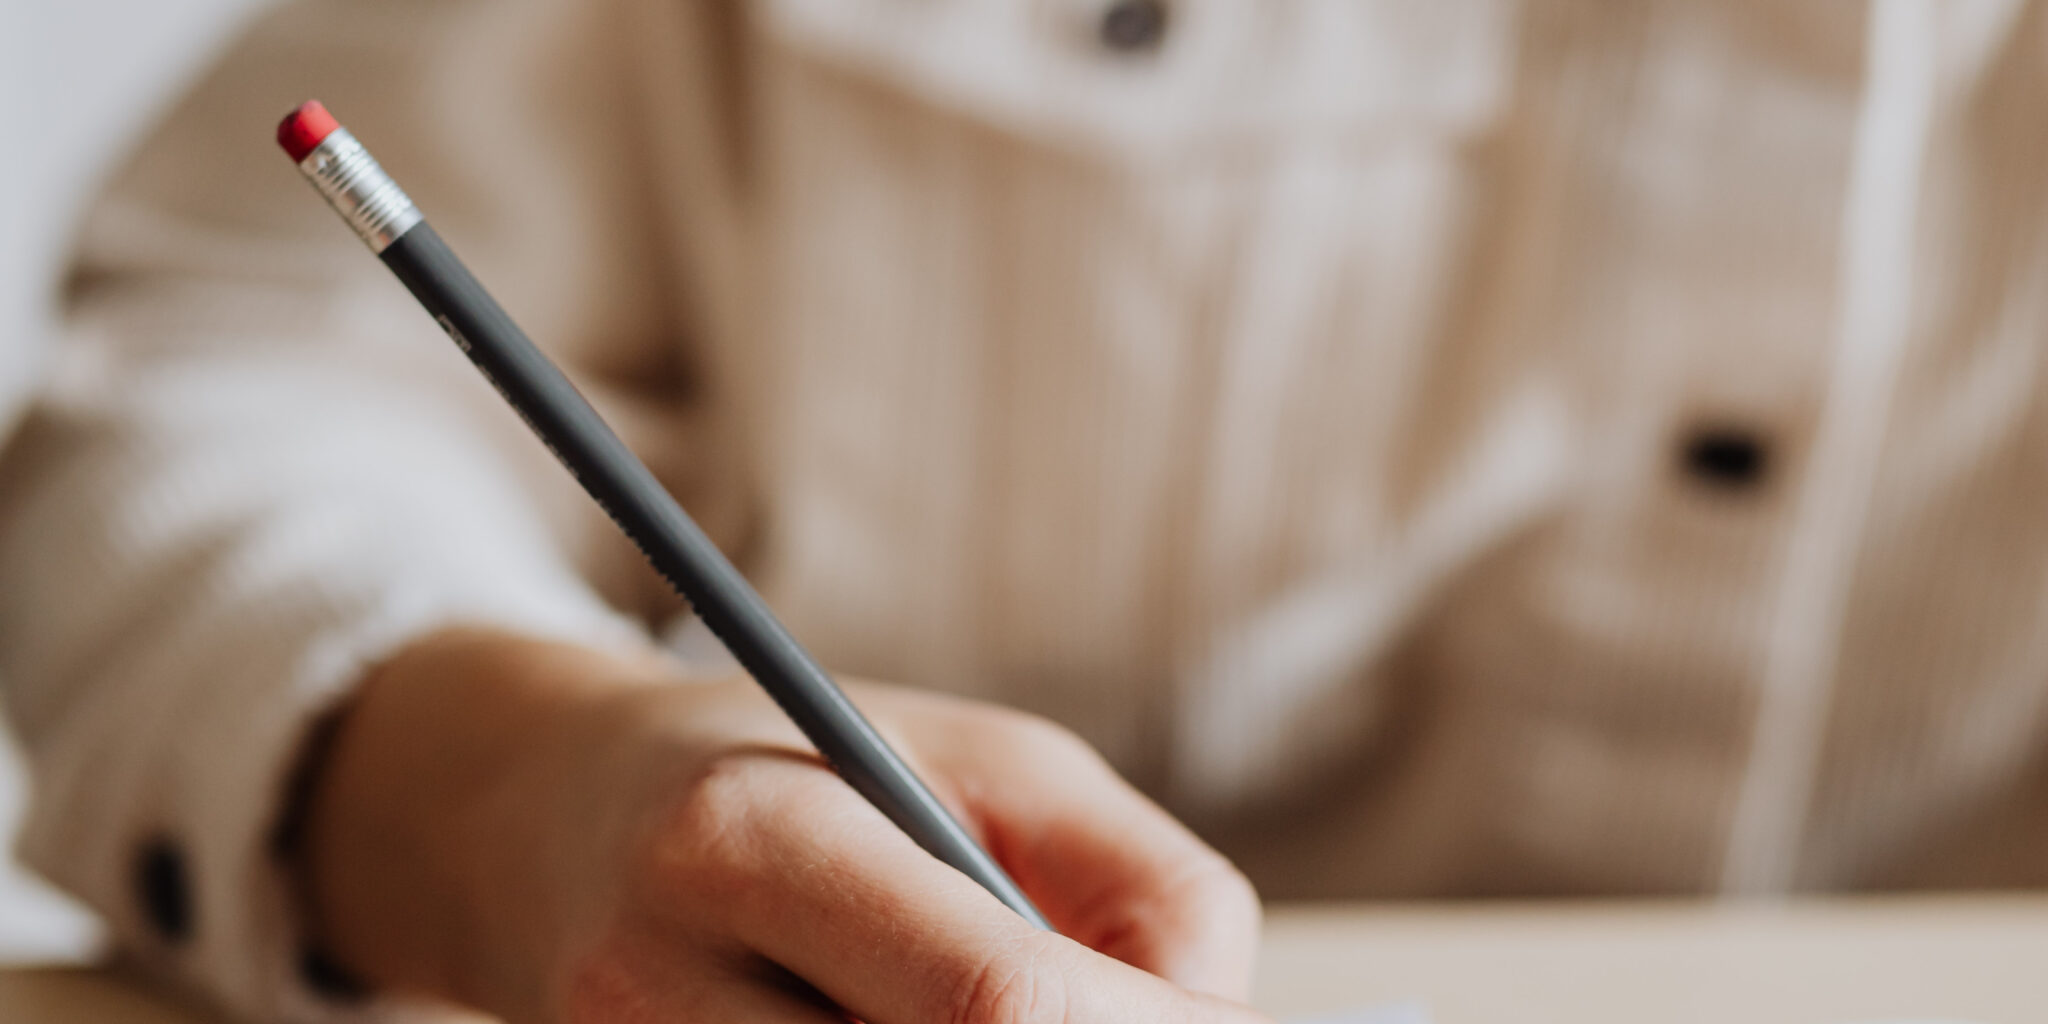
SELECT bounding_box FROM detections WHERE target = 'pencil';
[277,100,1050,929]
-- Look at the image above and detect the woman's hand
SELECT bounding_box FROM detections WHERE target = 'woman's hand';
[298,627,1270,1023]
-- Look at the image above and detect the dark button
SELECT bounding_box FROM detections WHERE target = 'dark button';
[299,947,370,1002]
[1680,425,1770,490]
[135,837,194,944]
[1099,0,1169,53]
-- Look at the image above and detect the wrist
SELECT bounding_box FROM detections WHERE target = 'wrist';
[295,626,667,1016]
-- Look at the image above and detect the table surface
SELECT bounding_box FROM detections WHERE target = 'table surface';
[5,895,2044,1023]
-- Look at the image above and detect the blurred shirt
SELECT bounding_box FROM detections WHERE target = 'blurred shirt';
[5,1,2048,1019]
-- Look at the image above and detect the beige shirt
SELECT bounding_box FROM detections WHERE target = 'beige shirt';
[5,0,2048,1018]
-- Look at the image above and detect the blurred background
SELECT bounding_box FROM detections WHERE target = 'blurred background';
[0,0,274,964]
[0,0,2041,973]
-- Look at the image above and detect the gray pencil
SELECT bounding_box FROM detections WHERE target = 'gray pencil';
[279,99,1050,930]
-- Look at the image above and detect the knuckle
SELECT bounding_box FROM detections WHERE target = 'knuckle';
[671,758,760,850]
[648,758,773,904]
[988,709,1098,762]
[1210,858,1264,929]
[945,940,1069,1024]
[1163,849,1263,927]
[649,754,853,920]
[1200,850,1260,906]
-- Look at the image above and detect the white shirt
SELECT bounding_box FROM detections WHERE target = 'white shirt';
[7,2,2048,1020]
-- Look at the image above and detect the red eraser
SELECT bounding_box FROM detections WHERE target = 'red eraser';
[277,100,341,161]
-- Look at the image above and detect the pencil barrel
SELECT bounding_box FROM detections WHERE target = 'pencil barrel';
[376,223,1050,930]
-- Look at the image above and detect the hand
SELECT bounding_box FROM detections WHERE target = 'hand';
[298,627,1270,1023]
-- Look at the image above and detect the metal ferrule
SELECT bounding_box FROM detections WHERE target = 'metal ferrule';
[296,127,422,253]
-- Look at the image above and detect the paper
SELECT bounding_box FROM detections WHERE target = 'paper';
[1288,1012,1985,1024]
[1288,1003,1430,1024]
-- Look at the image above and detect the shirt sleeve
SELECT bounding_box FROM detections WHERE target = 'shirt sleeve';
[0,0,692,1019]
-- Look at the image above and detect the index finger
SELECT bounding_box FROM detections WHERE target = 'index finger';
[893,704,1264,999]
[704,762,1274,1024]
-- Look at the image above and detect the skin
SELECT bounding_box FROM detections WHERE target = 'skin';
[297,627,1273,1023]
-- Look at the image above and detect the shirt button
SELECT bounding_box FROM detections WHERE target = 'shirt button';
[1099,0,1169,53]
[300,947,371,1002]
[1679,424,1771,491]
[135,837,194,944]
